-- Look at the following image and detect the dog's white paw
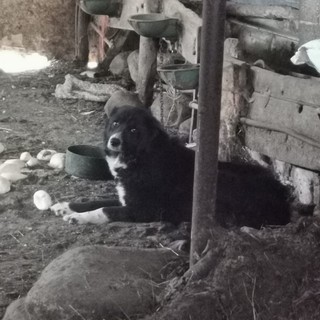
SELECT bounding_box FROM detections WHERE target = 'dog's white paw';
[63,212,85,224]
[63,209,109,225]
[50,202,73,216]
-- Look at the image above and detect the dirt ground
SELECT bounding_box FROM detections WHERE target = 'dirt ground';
[1,61,320,320]
[0,61,186,318]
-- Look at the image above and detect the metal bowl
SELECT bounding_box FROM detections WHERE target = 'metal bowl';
[157,63,200,90]
[65,145,112,180]
[128,13,179,40]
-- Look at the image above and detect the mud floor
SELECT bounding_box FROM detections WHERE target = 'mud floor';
[0,61,186,318]
[1,61,320,320]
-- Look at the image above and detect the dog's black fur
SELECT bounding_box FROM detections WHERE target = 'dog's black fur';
[62,105,291,229]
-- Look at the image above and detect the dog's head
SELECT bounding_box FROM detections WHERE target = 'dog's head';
[104,106,166,159]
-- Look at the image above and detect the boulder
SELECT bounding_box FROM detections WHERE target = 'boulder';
[151,92,191,127]
[4,246,181,320]
[109,51,131,77]
[179,118,192,137]
[104,90,144,117]
[2,298,29,320]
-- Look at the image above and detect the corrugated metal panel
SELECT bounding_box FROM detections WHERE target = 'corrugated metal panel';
[231,0,299,9]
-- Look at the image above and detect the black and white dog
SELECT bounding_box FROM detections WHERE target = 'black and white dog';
[51,105,291,229]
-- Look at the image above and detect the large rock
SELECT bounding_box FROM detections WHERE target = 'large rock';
[2,298,29,320]
[151,92,191,127]
[3,246,181,320]
[104,90,144,117]
[179,118,192,137]
[109,51,131,77]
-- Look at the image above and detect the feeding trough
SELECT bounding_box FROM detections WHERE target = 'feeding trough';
[157,63,200,90]
[65,145,112,180]
[80,0,122,16]
[128,14,179,41]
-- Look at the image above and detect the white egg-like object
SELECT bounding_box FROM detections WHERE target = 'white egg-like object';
[0,161,28,181]
[37,149,57,161]
[26,157,39,167]
[20,152,32,162]
[0,163,22,175]
[0,172,27,182]
[33,190,52,210]
[48,153,66,170]
[3,159,25,169]
[0,176,11,194]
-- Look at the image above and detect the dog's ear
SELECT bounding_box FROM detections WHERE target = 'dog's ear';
[108,106,121,118]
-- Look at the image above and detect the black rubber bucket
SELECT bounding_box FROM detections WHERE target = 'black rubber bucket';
[65,145,112,180]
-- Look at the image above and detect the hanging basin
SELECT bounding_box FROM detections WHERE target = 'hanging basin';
[80,0,122,16]
[65,145,112,180]
[128,14,179,40]
[157,64,200,90]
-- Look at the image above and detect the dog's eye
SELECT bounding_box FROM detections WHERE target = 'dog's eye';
[130,128,137,134]
[112,121,119,127]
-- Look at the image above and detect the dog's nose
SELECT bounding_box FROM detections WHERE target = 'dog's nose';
[110,137,121,147]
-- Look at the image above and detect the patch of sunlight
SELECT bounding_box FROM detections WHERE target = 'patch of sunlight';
[87,61,98,70]
[0,49,50,73]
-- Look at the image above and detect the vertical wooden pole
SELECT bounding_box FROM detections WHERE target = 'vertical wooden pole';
[137,0,160,106]
[190,0,226,266]
[137,37,158,106]
[75,2,90,62]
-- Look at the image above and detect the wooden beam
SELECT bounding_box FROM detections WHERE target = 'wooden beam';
[75,3,90,61]
[226,3,298,20]
[247,92,320,142]
[244,126,320,171]
[252,66,320,107]
[137,37,158,106]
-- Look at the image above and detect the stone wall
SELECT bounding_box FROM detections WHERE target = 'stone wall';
[0,0,75,59]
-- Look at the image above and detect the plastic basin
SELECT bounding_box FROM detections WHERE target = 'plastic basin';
[65,145,112,180]
[157,64,200,90]
[80,0,122,16]
[128,13,179,40]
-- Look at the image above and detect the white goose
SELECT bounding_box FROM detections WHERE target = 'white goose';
[291,39,320,73]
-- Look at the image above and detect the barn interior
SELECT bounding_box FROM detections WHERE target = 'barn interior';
[1,0,320,319]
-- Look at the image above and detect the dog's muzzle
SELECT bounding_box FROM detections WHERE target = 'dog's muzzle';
[107,133,122,152]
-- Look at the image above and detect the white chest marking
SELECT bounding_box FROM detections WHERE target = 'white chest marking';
[106,155,127,177]
[116,183,126,206]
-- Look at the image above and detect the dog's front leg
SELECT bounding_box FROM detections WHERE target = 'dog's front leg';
[69,200,120,212]
[63,208,111,225]
[50,199,120,217]
[63,206,135,225]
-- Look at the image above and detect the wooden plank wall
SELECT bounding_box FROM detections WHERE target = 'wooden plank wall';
[242,66,320,171]
[231,0,298,9]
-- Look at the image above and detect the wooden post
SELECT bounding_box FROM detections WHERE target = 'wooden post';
[137,37,158,106]
[75,2,90,62]
[137,0,160,107]
[190,0,226,266]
